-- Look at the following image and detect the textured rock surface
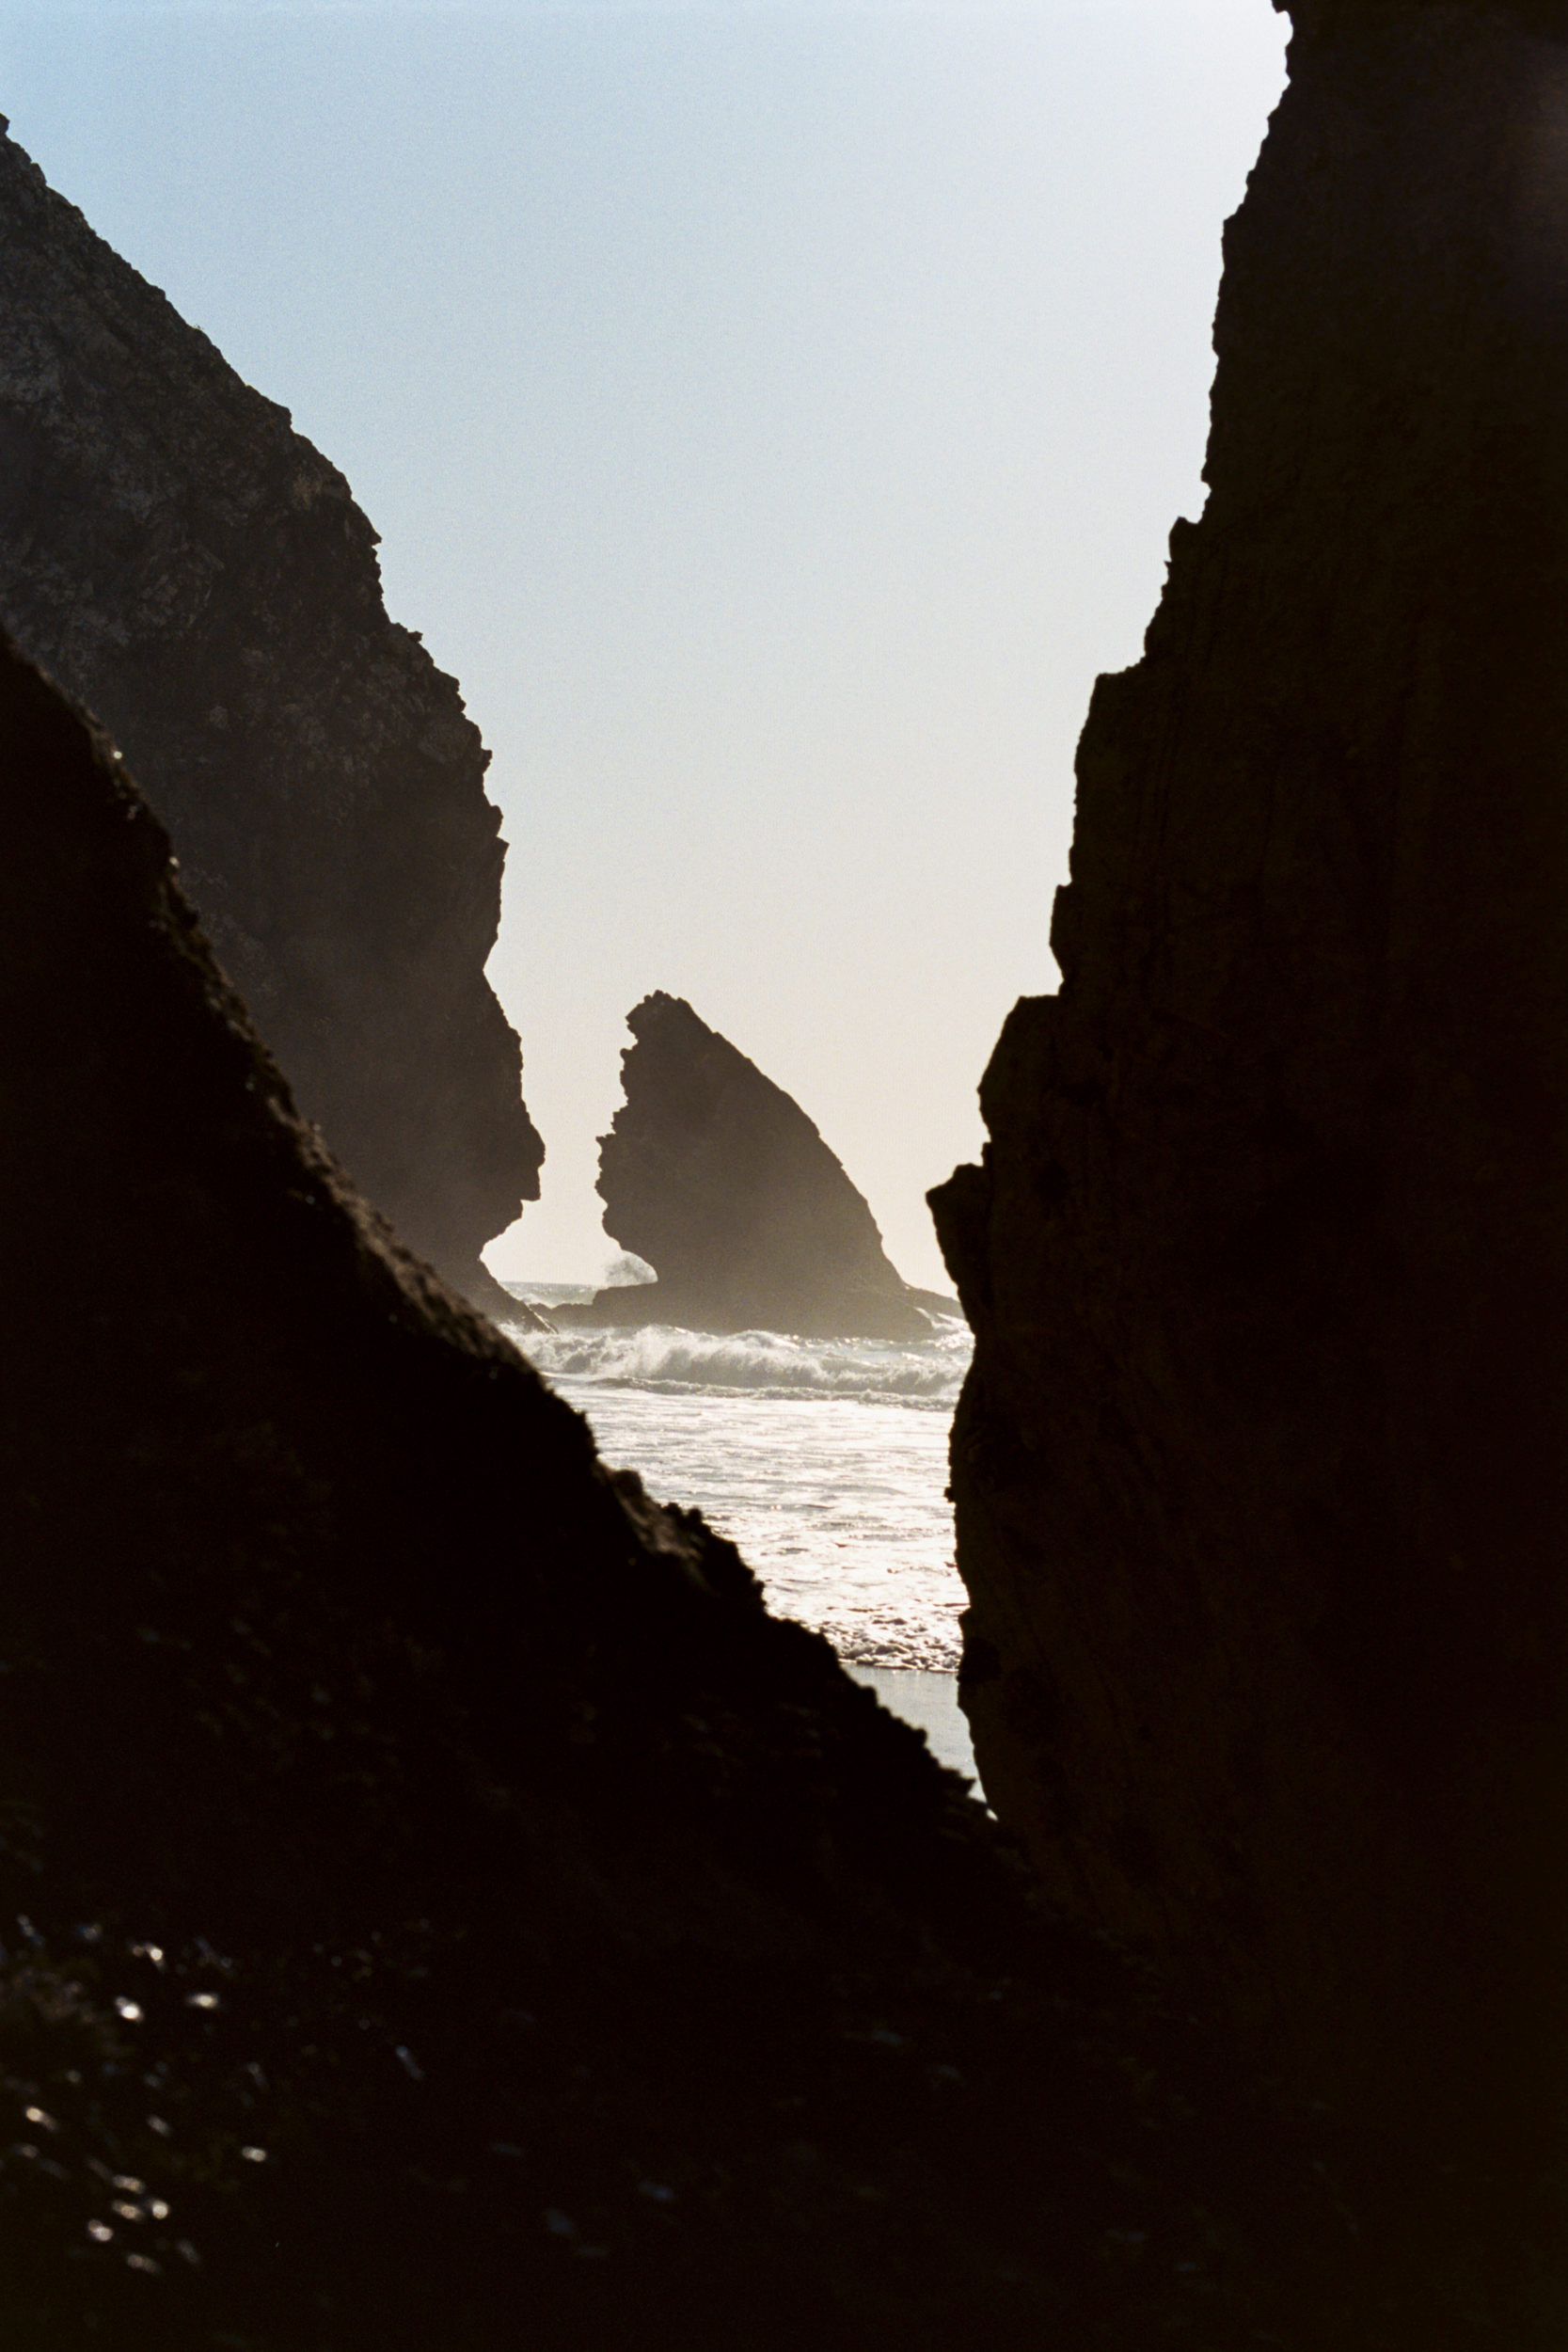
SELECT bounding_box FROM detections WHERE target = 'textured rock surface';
[0,119,541,1322]
[0,632,1493,2348]
[557,993,948,1339]
[931,0,1568,2157]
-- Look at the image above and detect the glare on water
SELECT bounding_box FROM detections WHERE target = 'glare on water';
[511,1312,970,1673]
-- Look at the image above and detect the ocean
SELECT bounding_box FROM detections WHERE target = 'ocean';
[501,1290,977,1782]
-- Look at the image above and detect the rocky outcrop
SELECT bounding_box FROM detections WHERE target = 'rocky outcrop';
[2,632,1507,2347]
[555,993,949,1339]
[0,119,541,1323]
[931,0,1568,2158]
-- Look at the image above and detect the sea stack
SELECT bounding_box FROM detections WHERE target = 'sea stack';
[560,993,949,1340]
[931,0,1568,2154]
[0,628,1460,2348]
[0,119,542,1323]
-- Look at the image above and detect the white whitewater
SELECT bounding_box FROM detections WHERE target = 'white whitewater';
[503,1292,977,1779]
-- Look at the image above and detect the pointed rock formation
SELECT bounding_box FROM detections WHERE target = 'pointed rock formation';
[557,993,950,1339]
[0,119,541,1323]
[0,630,1456,2348]
[931,0,1568,2157]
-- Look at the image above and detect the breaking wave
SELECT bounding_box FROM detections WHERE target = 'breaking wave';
[493,1294,971,1673]
[508,1319,970,1410]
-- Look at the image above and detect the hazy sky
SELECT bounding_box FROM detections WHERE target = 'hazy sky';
[0,0,1288,1288]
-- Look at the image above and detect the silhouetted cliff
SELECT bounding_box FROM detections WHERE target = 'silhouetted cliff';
[557,993,946,1339]
[0,634,1481,2346]
[0,119,541,1322]
[932,0,1568,2162]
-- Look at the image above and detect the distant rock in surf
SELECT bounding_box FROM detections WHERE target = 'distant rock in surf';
[0,118,543,1326]
[555,992,957,1340]
[0,627,1398,2348]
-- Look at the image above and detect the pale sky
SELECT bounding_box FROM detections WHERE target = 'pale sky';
[0,0,1288,1288]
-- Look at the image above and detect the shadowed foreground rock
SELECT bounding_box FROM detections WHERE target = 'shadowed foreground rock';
[0,119,542,1323]
[8,639,1552,2345]
[553,993,951,1339]
[932,0,1568,2171]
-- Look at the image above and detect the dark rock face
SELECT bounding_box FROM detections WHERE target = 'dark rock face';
[931,0,1568,2154]
[0,632,1485,2347]
[0,119,541,1322]
[560,992,947,1339]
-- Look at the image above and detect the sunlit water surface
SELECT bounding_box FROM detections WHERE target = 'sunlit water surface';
[504,1298,970,1677]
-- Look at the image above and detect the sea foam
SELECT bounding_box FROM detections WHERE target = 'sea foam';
[500,1305,970,1672]
[512,1319,969,1409]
